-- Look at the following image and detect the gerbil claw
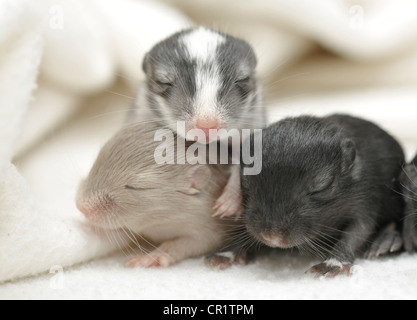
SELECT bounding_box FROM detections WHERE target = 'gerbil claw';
[213,187,243,218]
[205,255,234,270]
[125,252,173,268]
[365,230,403,259]
[306,260,353,278]
[205,251,248,270]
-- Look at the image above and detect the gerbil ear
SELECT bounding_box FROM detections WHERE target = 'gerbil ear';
[142,53,150,75]
[179,166,212,195]
[341,138,357,173]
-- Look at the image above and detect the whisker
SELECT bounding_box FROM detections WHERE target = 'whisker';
[402,166,417,190]
[393,187,417,203]
[106,90,136,100]
[105,215,129,258]
[116,220,146,256]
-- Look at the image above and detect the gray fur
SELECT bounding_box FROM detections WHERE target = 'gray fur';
[241,114,405,277]
[137,27,265,133]
[401,154,417,252]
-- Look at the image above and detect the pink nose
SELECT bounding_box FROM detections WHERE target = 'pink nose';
[195,117,220,141]
[76,196,114,220]
[77,201,97,217]
[195,118,219,131]
[261,232,290,249]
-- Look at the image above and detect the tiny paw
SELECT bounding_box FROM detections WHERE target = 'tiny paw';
[124,252,174,268]
[365,230,403,259]
[306,259,353,278]
[205,251,247,270]
[213,187,243,218]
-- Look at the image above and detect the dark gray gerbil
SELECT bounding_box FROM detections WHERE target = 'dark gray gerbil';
[400,155,417,252]
[76,122,240,268]
[240,114,405,277]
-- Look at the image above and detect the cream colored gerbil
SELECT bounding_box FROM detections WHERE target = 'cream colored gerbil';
[76,122,237,268]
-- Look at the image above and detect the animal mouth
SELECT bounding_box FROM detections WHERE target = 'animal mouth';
[188,127,224,144]
[260,232,294,249]
[189,116,224,144]
[76,196,127,231]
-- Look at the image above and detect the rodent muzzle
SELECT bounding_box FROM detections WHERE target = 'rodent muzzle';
[261,231,292,249]
[76,194,115,223]
[193,116,222,143]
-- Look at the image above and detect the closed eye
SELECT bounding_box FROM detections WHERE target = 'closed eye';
[156,80,173,87]
[235,77,250,84]
[235,77,252,97]
[308,175,335,196]
[153,80,173,97]
[308,189,327,196]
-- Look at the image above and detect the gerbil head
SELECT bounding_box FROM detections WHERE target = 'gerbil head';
[142,27,260,143]
[76,123,213,230]
[241,116,357,250]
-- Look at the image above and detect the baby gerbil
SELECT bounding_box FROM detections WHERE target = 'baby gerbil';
[133,26,265,140]
[132,26,267,218]
[400,154,417,252]
[76,122,239,268]
[239,114,405,277]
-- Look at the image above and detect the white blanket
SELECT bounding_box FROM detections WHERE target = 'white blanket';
[0,0,191,283]
[1,0,417,299]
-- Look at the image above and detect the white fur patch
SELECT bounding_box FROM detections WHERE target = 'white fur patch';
[194,78,221,119]
[324,258,344,269]
[181,27,226,62]
[216,251,236,260]
[181,28,226,121]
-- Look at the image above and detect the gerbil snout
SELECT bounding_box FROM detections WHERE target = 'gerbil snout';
[192,116,222,143]
[195,117,219,132]
[76,193,114,225]
[261,231,293,249]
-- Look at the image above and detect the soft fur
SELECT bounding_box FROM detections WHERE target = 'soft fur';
[0,0,190,283]
[401,155,417,252]
[241,115,405,276]
[1,0,417,299]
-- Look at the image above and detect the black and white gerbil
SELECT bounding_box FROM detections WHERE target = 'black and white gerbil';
[76,122,239,268]
[133,26,265,139]
[132,27,266,217]
[400,154,417,252]
[240,115,405,277]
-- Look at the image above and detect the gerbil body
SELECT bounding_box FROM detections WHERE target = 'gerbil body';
[401,154,417,252]
[240,114,405,277]
[76,122,237,268]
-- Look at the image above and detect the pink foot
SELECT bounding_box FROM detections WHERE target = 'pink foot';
[213,186,243,218]
[213,165,243,218]
[124,252,174,268]
[306,259,353,278]
[205,251,248,270]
